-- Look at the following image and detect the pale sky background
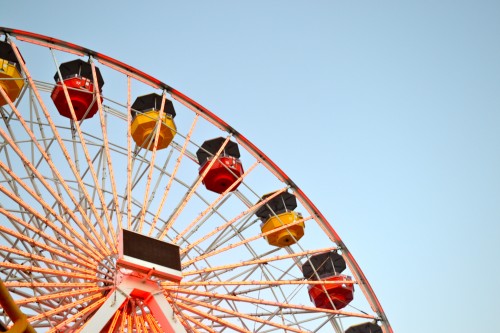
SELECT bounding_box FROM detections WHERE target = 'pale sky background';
[2,1,500,332]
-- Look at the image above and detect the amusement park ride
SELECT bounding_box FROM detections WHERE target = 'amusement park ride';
[0,27,392,333]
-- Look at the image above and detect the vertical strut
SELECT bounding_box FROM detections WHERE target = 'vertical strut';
[80,275,187,333]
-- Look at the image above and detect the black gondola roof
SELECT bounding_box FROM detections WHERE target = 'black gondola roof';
[0,41,22,70]
[255,191,297,219]
[196,137,240,164]
[345,322,382,333]
[131,93,176,118]
[53,59,104,88]
[302,251,346,280]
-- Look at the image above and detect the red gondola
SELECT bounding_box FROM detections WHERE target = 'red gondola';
[308,274,354,310]
[51,59,104,120]
[303,251,354,310]
[196,137,244,194]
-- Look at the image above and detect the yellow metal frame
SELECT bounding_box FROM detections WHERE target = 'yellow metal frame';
[0,280,36,333]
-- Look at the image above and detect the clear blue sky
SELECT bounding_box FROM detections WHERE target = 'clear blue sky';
[3,1,500,332]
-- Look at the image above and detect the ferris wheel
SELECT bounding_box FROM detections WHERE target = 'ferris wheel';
[0,27,392,333]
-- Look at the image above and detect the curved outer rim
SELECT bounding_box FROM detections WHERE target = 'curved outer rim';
[0,26,392,333]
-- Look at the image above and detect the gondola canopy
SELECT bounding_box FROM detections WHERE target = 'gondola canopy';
[302,251,346,280]
[53,59,104,88]
[345,322,382,333]
[131,93,175,119]
[255,191,297,220]
[196,137,240,165]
